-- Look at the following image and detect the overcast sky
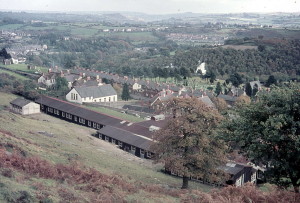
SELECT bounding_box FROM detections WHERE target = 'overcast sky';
[2,0,299,14]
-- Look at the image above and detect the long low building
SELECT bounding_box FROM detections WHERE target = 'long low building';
[97,126,154,159]
[35,95,130,129]
[35,95,155,157]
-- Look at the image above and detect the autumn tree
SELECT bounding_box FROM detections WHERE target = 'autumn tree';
[235,95,251,108]
[211,97,228,113]
[151,97,227,189]
[220,84,300,193]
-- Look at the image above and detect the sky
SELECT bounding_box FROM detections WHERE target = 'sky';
[1,0,299,14]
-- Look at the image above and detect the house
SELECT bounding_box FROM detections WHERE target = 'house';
[250,81,262,90]
[217,94,237,106]
[37,71,60,87]
[10,98,40,115]
[222,162,257,186]
[66,84,117,104]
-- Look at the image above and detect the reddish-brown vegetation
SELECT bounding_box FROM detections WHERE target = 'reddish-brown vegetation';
[0,144,299,202]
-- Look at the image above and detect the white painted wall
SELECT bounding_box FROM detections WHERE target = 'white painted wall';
[22,103,40,115]
[66,88,83,104]
[66,88,118,104]
[132,83,141,90]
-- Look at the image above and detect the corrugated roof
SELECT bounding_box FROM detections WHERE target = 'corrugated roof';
[10,98,31,107]
[97,126,154,150]
[74,84,117,98]
[35,96,126,127]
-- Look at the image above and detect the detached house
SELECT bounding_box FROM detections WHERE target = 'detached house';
[38,72,60,87]
[66,84,117,104]
[10,98,40,115]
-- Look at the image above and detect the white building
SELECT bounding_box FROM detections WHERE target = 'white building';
[196,62,206,75]
[66,84,117,104]
[10,98,40,115]
[37,72,59,87]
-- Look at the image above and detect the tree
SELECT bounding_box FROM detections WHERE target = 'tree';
[252,84,259,97]
[151,97,227,189]
[215,82,222,95]
[220,84,300,193]
[54,77,68,91]
[265,75,277,87]
[235,95,251,108]
[228,73,243,87]
[211,97,228,113]
[245,82,252,97]
[121,83,130,101]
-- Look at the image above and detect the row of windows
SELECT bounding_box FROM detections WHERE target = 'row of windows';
[45,106,103,130]
[100,134,152,158]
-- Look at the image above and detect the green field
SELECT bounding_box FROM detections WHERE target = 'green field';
[0,24,24,30]
[84,105,144,123]
[0,69,28,80]
[2,64,48,73]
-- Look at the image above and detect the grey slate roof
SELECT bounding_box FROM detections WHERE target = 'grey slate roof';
[10,98,31,107]
[35,96,126,128]
[74,84,117,98]
[218,94,237,102]
[97,126,154,150]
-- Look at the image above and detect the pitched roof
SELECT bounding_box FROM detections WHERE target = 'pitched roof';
[10,98,31,107]
[199,96,215,108]
[218,94,237,102]
[35,96,126,128]
[74,84,117,98]
[97,126,154,150]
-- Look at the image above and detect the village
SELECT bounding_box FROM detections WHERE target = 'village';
[4,61,267,188]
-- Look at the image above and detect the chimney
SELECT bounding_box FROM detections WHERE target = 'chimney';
[96,75,99,80]
[80,72,83,76]
[48,68,52,73]
[87,76,91,80]
[67,69,70,74]
[60,70,64,77]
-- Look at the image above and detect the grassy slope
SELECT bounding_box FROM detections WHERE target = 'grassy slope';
[2,64,48,73]
[0,69,28,80]
[0,92,212,202]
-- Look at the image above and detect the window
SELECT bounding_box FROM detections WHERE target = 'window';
[62,112,65,117]
[47,107,53,113]
[146,151,152,158]
[66,113,72,120]
[112,139,116,144]
[54,109,59,115]
[105,136,109,142]
[74,116,77,122]
[118,141,123,147]
[131,146,136,151]
[79,117,85,124]
[140,149,145,155]
[88,121,91,127]
[96,124,100,129]
[93,122,96,128]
